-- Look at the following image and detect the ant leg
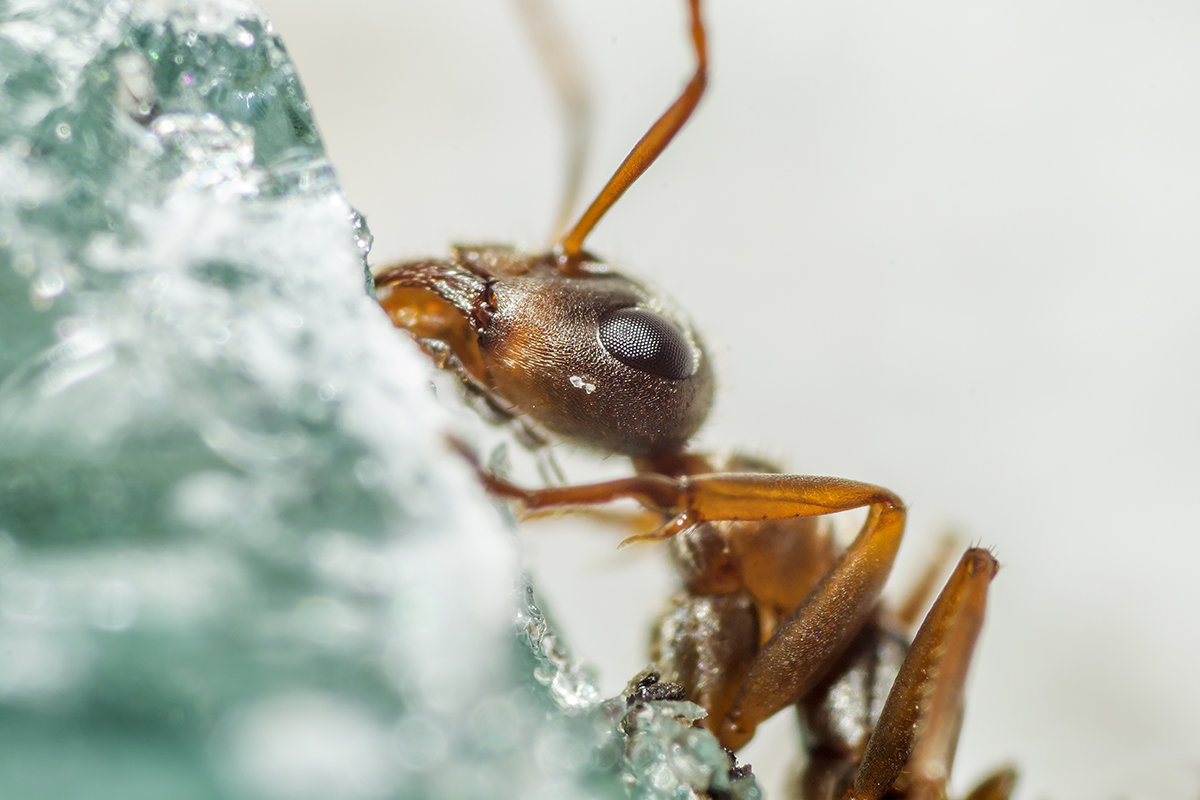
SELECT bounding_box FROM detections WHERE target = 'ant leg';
[477,469,906,752]
[844,548,999,800]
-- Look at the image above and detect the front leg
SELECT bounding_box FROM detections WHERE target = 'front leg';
[480,468,907,752]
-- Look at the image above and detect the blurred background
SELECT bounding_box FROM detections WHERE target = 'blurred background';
[261,1,1200,797]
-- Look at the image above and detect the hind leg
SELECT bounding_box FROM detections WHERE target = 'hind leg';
[845,548,1001,800]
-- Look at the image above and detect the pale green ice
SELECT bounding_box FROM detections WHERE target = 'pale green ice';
[0,1,759,798]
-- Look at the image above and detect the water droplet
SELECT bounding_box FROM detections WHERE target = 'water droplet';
[32,269,65,300]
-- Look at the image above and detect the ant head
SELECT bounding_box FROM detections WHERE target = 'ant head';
[376,0,714,460]
[377,245,713,458]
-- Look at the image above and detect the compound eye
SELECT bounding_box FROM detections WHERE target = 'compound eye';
[598,307,696,380]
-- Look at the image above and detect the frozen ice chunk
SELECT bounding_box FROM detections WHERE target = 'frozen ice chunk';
[0,0,761,797]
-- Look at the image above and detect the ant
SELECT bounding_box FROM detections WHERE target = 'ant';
[374,2,1014,798]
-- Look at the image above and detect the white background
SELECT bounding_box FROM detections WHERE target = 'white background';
[262,1,1200,797]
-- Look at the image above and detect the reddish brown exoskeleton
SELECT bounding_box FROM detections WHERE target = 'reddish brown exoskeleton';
[374,2,1014,798]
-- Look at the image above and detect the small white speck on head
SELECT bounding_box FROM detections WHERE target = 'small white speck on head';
[568,375,596,394]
